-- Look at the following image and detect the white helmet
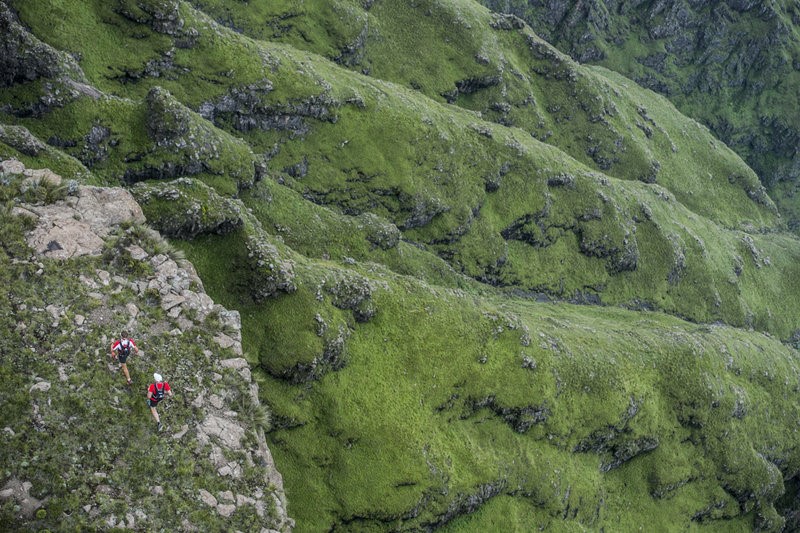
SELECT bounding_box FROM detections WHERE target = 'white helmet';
[153,373,163,382]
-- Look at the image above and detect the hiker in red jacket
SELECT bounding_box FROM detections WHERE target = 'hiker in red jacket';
[110,331,138,386]
[147,373,173,431]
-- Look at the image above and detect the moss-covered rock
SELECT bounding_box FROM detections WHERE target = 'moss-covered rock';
[133,177,244,238]
[0,2,84,89]
[126,87,257,192]
[243,222,297,302]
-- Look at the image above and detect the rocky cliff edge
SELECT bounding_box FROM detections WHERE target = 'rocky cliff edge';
[0,158,293,531]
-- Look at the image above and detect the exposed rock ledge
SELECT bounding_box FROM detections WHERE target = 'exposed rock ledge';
[2,158,293,531]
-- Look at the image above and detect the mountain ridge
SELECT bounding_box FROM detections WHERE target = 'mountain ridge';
[0,158,292,531]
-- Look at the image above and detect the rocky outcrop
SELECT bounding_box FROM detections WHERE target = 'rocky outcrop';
[115,0,186,38]
[0,124,48,156]
[199,80,339,138]
[132,178,244,239]
[573,398,659,472]
[0,2,87,115]
[124,87,257,187]
[0,2,84,88]
[11,177,145,260]
[5,159,293,531]
[245,229,297,302]
[0,479,45,519]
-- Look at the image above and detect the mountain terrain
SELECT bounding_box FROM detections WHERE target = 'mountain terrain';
[478,0,800,230]
[2,0,800,531]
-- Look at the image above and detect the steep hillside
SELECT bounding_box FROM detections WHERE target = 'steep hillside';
[477,0,800,229]
[0,160,292,531]
[2,0,800,531]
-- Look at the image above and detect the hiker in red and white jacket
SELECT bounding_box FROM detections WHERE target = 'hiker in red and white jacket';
[147,373,173,431]
[110,331,138,386]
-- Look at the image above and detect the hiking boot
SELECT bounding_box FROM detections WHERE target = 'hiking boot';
[157,421,163,432]
[126,379,132,387]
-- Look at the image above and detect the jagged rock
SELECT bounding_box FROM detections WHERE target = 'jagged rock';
[325,272,377,322]
[124,87,256,187]
[213,333,240,354]
[425,480,507,529]
[1,158,26,174]
[357,212,401,250]
[573,398,659,471]
[0,125,47,156]
[78,124,113,168]
[199,80,338,136]
[20,179,145,259]
[237,494,256,507]
[116,0,185,36]
[468,396,548,433]
[217,504,236,518]
[0,3,84,88]
[198,414,246,449]
[0,479,44,518]
[208,394,224,410]
[218,462,242,479]
[199,489,218,507]
[220,358,248,370]
[0,4,88,115]
[161,293,185,311]
[400,194,450,230]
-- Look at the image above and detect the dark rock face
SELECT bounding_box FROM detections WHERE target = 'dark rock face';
[198,80,338,137]
[0,3,86,116]
[401,195,450,230]
[423,480,507,529]
[466,395,549,433]
[0,124,47,156]
[146,86,190,143]
[335,20,370,69]
[573,397,658,471]
[501,201,639,276]
[443,75,502,103]
[0,4,62,87]
[80,125,113,168]
[246,233,297,302]
[123,86,257,186]
[115,0,185,36]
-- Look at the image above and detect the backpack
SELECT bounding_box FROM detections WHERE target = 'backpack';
[153,382,165,401]
[118,339,132,357]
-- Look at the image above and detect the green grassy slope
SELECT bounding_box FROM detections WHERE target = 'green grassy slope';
[2,0,800,530]
[477,0,800,230]
[182,237,800,531]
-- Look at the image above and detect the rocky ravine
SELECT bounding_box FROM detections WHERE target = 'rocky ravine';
[0,158,293,531]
